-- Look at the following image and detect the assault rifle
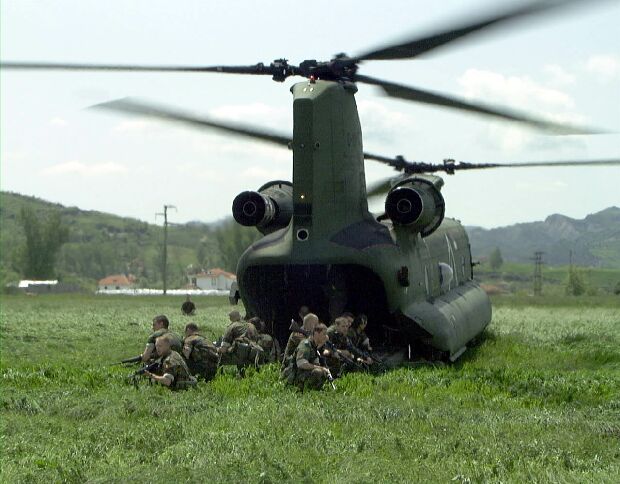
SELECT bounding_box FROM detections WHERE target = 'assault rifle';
[323,340,366,371]
[290,320,366,370]
[128,361,160,387]
[111,355,143,366]
[344,341,385,368]
[317,350,337,390]
[289,319,309,336]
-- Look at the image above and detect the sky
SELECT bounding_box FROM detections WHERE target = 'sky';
[1,0,619,228]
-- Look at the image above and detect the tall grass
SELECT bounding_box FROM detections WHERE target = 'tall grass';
[1,294,619,483]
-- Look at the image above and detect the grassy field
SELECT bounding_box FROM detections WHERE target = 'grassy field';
[1,294,619,483]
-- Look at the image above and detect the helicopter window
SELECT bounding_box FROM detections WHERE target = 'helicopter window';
[424,266,430,296]
[438,262,453,292]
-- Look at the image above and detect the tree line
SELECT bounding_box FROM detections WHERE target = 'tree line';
[5,206,260,288]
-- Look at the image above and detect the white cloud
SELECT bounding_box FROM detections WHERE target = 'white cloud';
[458,69,574,109]
[457,69,587,153]
[41,161,128,176]
[584,54,620,82]
[543,64,575,87]
[358,100,417,143]
[49,117,68,128]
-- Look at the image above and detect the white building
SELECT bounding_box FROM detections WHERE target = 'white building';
[98,274,136,291]
[189,268,236,291]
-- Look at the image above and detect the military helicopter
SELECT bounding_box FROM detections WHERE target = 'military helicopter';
[3,0,619,361]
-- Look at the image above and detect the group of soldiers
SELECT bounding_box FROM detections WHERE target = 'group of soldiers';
[134,302,376,391]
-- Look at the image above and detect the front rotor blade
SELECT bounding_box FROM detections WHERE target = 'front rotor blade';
[1,61,273,75]
[355,0,587,61]
[356,75,605,135]
[91,98,292,147]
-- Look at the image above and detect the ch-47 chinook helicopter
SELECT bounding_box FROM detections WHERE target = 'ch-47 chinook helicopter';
[4,0,619,361]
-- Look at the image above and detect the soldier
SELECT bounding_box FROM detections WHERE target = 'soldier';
[282,323,330,390]
[282,312,319,368]
[251,317,280,364]
[181,295,196,316]
[218,314,262,373]
[348,313,372,352]
[324,315,370,374]
[145,333,197,390]
[228,309,242,324]
[182,323,219,381]
[141,315,183,363]
[297,305,310,323]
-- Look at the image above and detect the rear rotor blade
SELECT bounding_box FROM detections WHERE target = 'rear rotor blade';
[367,156,620,176]
[365,157,620,199]
[355,0,587,61]
[91,98,292,147]
[356,74,605,135]
[452,159,620,170]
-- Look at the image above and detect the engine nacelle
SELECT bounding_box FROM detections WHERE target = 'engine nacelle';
[385,176,445,237]
[232,180,293,234]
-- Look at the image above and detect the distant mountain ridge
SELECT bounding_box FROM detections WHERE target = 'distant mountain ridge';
[466,207,620,268]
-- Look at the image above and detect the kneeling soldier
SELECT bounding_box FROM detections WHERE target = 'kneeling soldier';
[282,323,330,390]
[251,317,280,364]
[282,312,319,369]
[183,323,219,381]
[145,334,196,390]
[218,317,262,373]
[142,315,183,363]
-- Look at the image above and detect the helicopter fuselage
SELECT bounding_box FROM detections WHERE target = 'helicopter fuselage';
[235,79,491,360]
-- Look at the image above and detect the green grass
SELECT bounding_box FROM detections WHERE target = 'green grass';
[475,262,620,294]
[1,294,619,483]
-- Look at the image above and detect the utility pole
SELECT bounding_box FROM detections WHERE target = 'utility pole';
[531,251,544,296]
[156,204,176,295]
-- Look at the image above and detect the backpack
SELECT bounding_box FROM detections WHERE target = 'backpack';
[191,338,219,364]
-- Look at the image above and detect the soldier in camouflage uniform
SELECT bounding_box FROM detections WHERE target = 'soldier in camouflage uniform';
[347,313,372,352]
[218,316,262,372]
[323,316,353,374]
[182,323,219,381]
[324,315,371,374]
[141,315,183,363]
[181,295,196,316]
[282,313,319,369]
[281,323,330,390]
[251,317,280,364]
[145,334,197,390]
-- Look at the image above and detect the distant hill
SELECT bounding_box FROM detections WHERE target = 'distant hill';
[0,192,224,287]
[466,207,620,268]
[2,192,618,289]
